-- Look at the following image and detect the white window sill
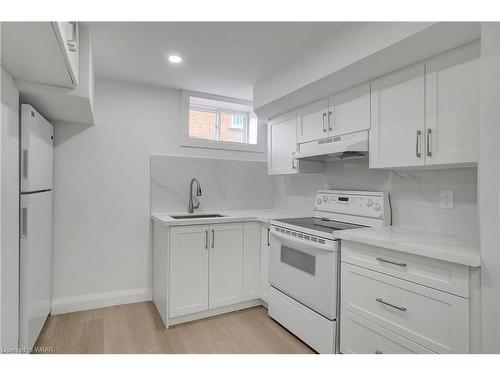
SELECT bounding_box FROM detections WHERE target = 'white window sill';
[181,137,264,153]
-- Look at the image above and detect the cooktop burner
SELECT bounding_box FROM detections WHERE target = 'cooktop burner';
[275,217,365,234]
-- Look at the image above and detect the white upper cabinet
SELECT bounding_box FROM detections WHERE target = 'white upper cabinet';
[268,111,323,175]
[297,99,329,143]
[369,65,426,169]
[425,43,480,166]
[53,22,79,86]
[2,22,94,125]
[296,85,370,144]
[370,43,479,169]
[329,84,371,137]
[268,112,298,175]
[1,22,79,88]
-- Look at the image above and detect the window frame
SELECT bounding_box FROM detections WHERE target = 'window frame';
[181,90,265,153]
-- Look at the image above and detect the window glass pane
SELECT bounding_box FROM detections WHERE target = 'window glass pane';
[187,95,257,146]
[220,112,246,143]
[189,109,217,141]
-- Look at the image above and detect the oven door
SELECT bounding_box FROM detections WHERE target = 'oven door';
[269,227,339,320]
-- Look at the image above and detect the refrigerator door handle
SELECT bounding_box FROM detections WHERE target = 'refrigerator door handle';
[21,207,28,238]
[23,149,28,179]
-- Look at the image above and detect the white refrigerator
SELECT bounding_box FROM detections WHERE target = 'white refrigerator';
[19,104,53,350]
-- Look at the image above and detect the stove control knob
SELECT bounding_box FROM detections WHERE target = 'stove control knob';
[323,195,328,203]
[366,198,373,206]
[374,202,381,211]
[317,198,322,205]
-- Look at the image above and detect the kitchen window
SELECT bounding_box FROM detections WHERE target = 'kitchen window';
[181,91,264,152]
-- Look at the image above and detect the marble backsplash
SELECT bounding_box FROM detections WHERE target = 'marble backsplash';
[150,154,276,213]
[276,159,478,237]
[151,154,478,237]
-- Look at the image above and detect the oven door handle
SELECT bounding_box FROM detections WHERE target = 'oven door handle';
[270,229,337,253]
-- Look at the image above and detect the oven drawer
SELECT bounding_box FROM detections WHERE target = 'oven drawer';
[341,262,469,353]
[341,240,470,297]
[340,308,434,354]
[269,233,338,319]
[269,286,335,354]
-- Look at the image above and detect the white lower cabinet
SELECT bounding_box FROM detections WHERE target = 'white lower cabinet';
[209,223,244,309]
[340,241,473,354]
[260,224,271,303]
[169,225,210,318]
[243,222,261,300]
[162,221,262,323]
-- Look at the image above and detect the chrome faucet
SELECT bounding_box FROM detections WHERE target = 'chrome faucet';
[188,178,202,213]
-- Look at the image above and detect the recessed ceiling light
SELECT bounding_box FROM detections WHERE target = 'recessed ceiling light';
[168,55,182,64]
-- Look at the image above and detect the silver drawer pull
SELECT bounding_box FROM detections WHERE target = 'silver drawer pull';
[375,350,382,354]
[376,298,407,312]
[376,257,407,267]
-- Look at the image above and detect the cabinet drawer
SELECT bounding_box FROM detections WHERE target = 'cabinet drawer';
[269,287,335,354]
[341,263,469,353]
[341,240,470,297]
[340,309,434,354]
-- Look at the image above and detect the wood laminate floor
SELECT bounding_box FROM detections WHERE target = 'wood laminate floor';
[34,302,315,354]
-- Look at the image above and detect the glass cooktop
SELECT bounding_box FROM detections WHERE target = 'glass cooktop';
[275,217,364,234]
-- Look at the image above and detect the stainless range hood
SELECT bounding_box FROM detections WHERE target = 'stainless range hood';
[293,130,368,161]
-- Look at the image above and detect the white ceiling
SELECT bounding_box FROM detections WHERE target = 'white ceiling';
[85,22,346,100]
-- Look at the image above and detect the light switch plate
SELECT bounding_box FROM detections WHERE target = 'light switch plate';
[440,190,454,209]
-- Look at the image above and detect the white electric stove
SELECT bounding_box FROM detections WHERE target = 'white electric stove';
[268,190,391,354]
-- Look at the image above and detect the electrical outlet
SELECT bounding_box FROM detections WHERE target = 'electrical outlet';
[440,190,454,209]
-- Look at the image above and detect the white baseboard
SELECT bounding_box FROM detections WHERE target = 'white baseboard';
[51,288,152,315]
[168,299,263,327]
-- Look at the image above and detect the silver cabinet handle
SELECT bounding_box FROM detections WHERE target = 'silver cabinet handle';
[426,129,432,157]
[267,228,270,246]
[375,350,382,354]
[328,110,333,131]
[416,130,421,158]
[322,113,327,132]
[23,149,28,178]
[376,298,407,312]
[211,229,215,248]
[376,257,407,267]
[205,230,208,250]
[67,22,77,52]
[291,152,296,170]
[21,207,28,238]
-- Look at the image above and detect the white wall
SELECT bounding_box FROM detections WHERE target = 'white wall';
[1,66,20,349]
[277,160,478,237]
[479,22,500,353]
[52,77,267,313]
[254,22,433,108]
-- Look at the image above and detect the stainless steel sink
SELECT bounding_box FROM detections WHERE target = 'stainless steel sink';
[170,214,226,219]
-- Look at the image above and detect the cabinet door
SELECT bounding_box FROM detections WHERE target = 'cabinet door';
[297,99,329,143]
[242,222,261,301]
[169,225,209,318]
[53,22,79,85]
[425,44,479,166]
[209,223,244,309]
[260,225,271,304]
[370,65,426,168]
[268,113,299,175]
[329,84,370,137]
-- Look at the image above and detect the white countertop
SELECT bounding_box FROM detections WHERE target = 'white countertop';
[151,208,310,226]
[335,226,480,267]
